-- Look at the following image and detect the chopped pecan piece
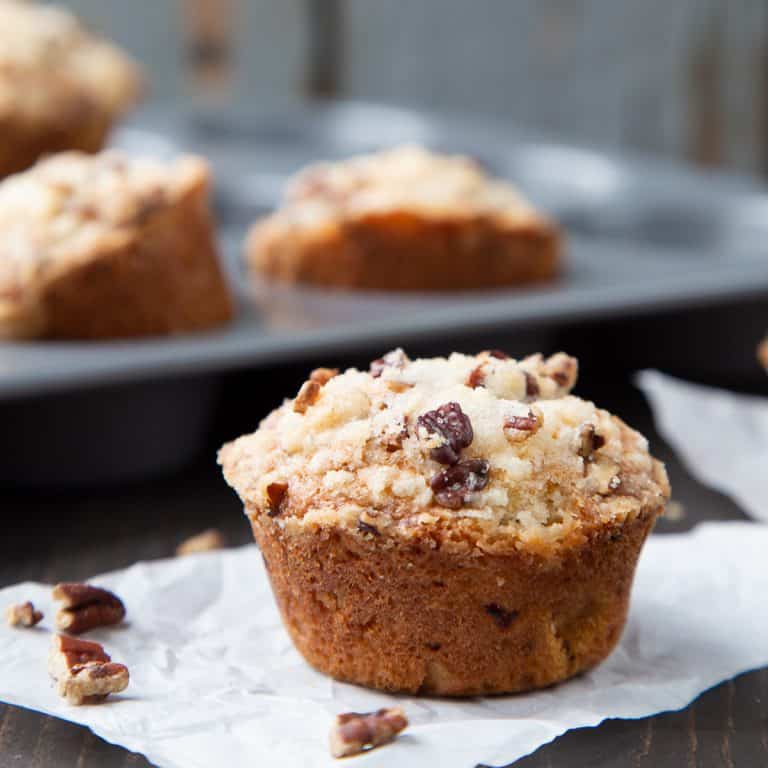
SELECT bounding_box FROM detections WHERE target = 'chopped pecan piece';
[4,601,43,628]
[48,634,128,705]
[523,371,540,400]
[176,528,225,556]
[293,379,322,413]
[310,367,339,386]
[329,707,408,758]
[52,583,125,635]
[485,349,509,360]
[370,348,409,378]
[266,481,288,517]
[59,662,130,706]
[49,635,111,684]
[417,402,474,465]
[758,338,768,370]
[430,458,490,509]
[466,365,486,389]
[503,407,542,442]
[578,423,606,462]
[544,353,578,390]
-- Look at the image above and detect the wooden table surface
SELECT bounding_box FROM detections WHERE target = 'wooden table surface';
[1,362,766,768]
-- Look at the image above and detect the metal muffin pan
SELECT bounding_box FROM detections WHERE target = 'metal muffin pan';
[2,103,767,488]
[2,102,767,401]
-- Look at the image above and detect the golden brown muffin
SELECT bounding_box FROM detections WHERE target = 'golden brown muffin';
[220,350,669,696]
[246,146,560,291]
[0,151,233,339]
[0,0,141,178]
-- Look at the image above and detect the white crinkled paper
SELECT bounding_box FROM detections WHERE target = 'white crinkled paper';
[637,370,768,522]
[1,522,767,768]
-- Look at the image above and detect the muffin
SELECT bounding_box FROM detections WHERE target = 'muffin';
[220,349,669,696]
[0,151,233,339]
[246,146,560,291]
[0,0,141,178]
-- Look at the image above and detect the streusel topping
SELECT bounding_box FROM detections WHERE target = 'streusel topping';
[0,151,209,299]
[273,146,548,227]
[0,0,140,122]
[220,351,669,553]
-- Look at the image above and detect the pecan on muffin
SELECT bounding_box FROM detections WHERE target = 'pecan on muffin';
[246,145,560,291]
[0,0,141,179]
[220,349,669,696]
[0,151,233,339]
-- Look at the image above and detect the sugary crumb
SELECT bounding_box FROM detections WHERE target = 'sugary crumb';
[220,350,669,552]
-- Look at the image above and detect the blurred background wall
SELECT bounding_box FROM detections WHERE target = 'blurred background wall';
[62,0,768,175]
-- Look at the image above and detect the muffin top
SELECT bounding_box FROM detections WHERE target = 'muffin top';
[265,145,550,229]
[220,350,669,555]
[0,0,140,122]
[0,151,209,310]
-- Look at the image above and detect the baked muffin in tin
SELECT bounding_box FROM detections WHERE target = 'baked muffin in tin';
[220,349,669,696]
[247,146,560,292]
[0,0,141,178]
[0,151,233,339]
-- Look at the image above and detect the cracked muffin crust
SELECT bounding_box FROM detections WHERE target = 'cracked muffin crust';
[0,151,233,339]
[0,0,141,178]
[220,350,669,696]
[246,145,560,291]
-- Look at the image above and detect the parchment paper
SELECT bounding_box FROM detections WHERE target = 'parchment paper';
[637,370,768,522]
[1,521,767,767]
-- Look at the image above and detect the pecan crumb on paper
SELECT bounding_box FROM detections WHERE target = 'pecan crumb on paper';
[52,583,125,634]
[4,601,43,628]
[176,528,226,556]
[329,707,408,758]
[48,634,129,706]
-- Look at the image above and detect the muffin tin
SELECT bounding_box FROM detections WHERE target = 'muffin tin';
[2,102,767,487]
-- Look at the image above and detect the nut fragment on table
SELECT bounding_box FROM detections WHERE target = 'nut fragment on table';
[329,707,409,758]
[758,338,768,370]
[176,528,226,556]
[4,601,43,628]
[52,583,125,634]
[48,634,129,705]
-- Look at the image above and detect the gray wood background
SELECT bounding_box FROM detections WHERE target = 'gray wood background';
[60,0,768,175]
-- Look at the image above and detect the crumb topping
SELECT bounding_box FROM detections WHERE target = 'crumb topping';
[269,145,549,228]
[0,151,209,300]
[0,0,140,122]
[219,351,670,553]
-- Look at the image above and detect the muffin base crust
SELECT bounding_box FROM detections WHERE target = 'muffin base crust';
[248,210,559,291]
[0,111,113,180]
[252,506,659,697]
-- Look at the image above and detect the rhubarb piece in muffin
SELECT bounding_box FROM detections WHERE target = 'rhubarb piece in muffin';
[0,0,141,178]
[220,349,669,696]
[246,145,560,291]
[0,151,233,339]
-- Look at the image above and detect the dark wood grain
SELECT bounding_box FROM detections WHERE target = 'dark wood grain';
[1,356,766,768]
